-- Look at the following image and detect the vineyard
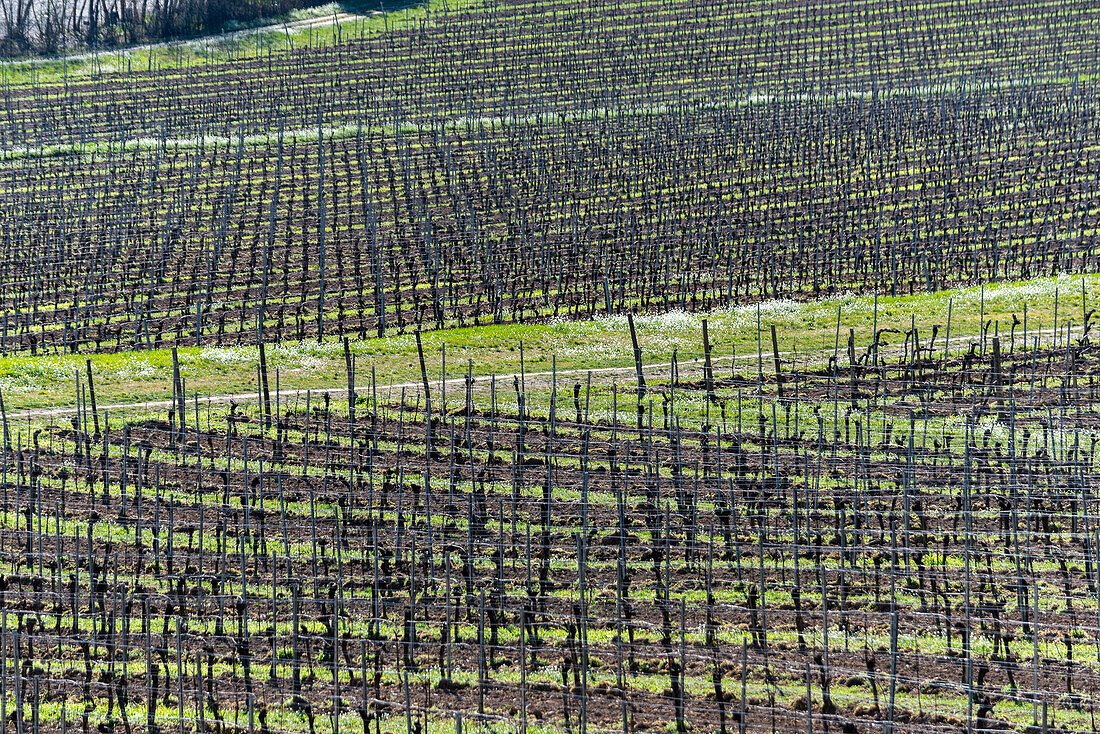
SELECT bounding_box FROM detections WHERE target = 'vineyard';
[1,0,1100,733]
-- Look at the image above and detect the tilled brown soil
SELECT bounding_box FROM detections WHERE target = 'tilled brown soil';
[2,339,1100,732]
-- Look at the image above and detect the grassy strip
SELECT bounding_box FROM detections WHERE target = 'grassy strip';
[2,272,1094,413]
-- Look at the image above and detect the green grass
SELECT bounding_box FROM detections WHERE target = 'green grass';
[2,272,1093,414]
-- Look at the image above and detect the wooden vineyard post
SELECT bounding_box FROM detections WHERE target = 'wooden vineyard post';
[344,337,357,466]
[416,331,433,433]
[703,317,715,403]
[805,661,813,734]
[176,622,184,733]
[520,606,528,734]
[770,324,784,397]
[993,336,1004,417]
[740,642,747,734]
[172,347,185,443]
[944,297,953,362]
[0,388,9,457]
[344,337,356,426]
[1,625,6,734]
[85,359,99,440]
[847,328,858,407]
[260,341,272,430]
[317,109,327,344]
[628,313,646,430]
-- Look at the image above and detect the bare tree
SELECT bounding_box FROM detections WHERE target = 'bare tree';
[0,0,323,54]
[0,0,35,53]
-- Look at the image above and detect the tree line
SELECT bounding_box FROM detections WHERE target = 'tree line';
[0,0,328,55]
